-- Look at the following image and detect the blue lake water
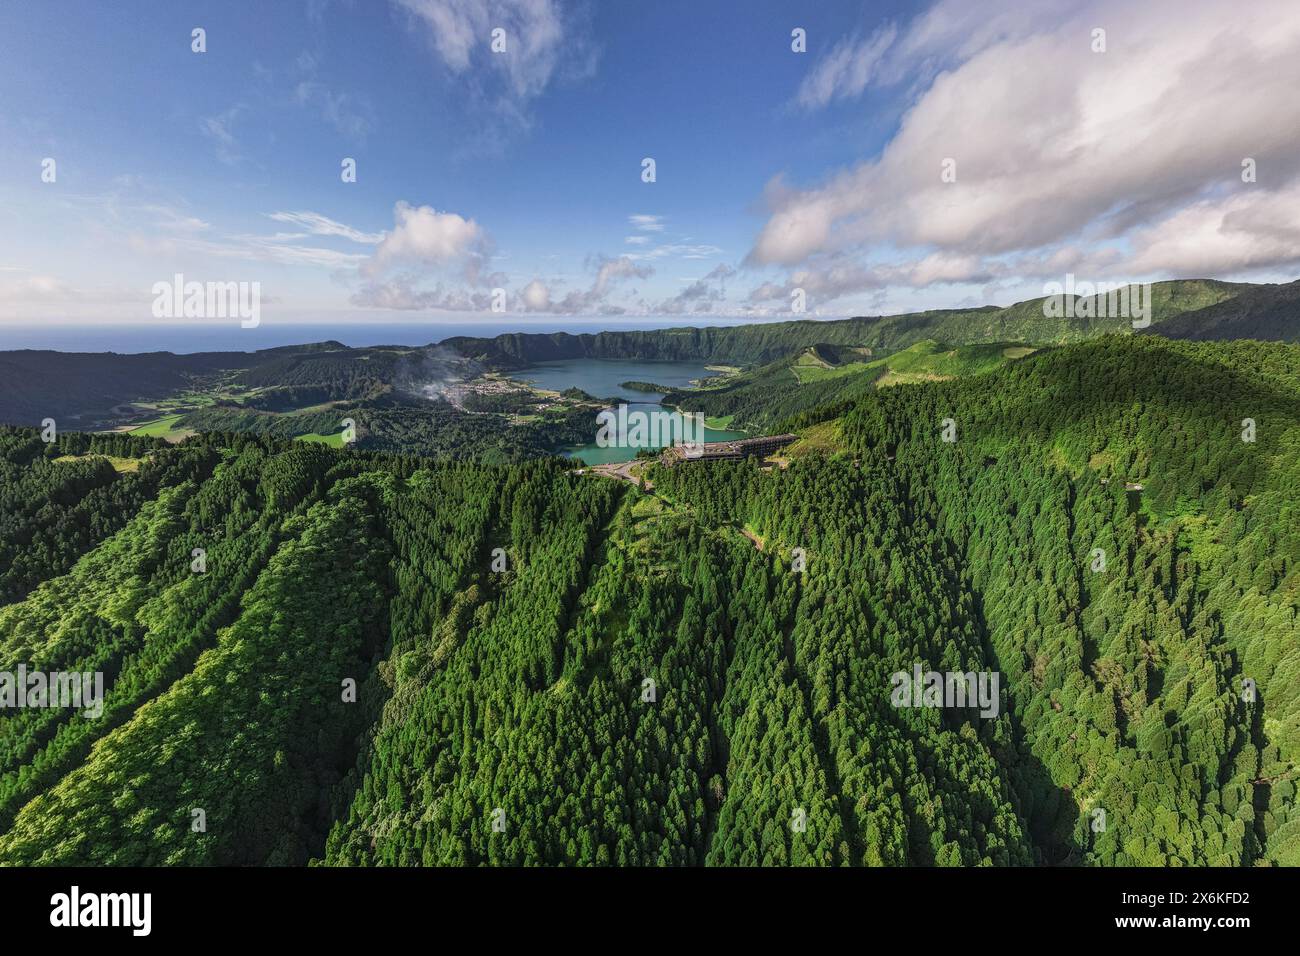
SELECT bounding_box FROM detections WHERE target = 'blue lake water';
[518,358,724,403]
[521,359,746,464]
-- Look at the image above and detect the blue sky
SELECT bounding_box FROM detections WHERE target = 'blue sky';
[1,0,1298,327]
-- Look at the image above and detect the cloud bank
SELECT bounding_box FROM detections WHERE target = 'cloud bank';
[752,0,1300,308]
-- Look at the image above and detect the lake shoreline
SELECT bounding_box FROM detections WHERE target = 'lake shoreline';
[511,357,747,464]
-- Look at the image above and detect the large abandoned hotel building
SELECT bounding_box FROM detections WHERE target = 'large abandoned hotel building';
[660,433,797,465]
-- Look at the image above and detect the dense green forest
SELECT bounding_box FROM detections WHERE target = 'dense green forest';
[178,397,596,463]
[0,332,1296,866]
[661,340,1034,432]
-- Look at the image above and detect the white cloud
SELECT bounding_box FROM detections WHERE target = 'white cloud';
[656,263,736,314]
[627,214,665,232]
[626,243,724,262]
[1122,181,1300,275]
[348,201,506,310]
[393,0,596,126]
[363,201,487,276]
[591,255,650,296]
[748,257,886,308]
[520,277,551,310]
[137,205,211,235]
[127,233,369,270]
[64,188,370,271]
[293,81,375,139]
[796,24,898,109]
[510,255,653,315]
[200,107,246,165]
[351,274,496,311]
[0,273,79,302]
[268,211,385,245]
[752,0,1300,303]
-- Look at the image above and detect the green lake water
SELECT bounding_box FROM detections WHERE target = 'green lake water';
[516,359,745,464]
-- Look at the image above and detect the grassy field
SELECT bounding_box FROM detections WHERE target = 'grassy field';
[781,339,1037,388]
[129,413,183,435]
[128,414,194,442]
[791,361,874,383]
[793,349,833,369]
[53,454,143,473]
[784,419,847,459]
[872,340,1037,387]
[293,431,347,447]
[133,386,244,413]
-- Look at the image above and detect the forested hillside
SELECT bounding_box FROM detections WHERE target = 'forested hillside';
[0,343,347,425]
[0,334,1296,866]
[1147,279,1300,343]
[661,340,1035,432]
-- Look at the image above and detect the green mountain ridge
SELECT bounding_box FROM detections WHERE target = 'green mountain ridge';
[661,339,1036,432]
[443,278,1248,368]
[1143,279,1300,342]
[0,277,1289,433]
[0,334,1296,866]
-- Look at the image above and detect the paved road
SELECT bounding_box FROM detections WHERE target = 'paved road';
[580,459,655,489]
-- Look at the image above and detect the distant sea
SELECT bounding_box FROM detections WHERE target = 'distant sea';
[0,316,797,355]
